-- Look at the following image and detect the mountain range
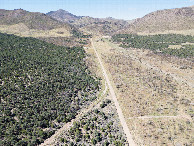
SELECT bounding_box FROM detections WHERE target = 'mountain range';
[0,5,193,36]
[47,6,194,35]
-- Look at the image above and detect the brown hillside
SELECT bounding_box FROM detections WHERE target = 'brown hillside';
[0,9,71,30]
[119,6,194,34]
[0,9,81,37]
[73,16,129,35]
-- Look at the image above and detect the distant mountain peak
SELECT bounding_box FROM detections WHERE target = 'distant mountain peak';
[56,9,69,13]
[105,17,115,20]
[47,9,80,23]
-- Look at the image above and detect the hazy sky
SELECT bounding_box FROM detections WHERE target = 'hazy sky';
[0,0,194,20]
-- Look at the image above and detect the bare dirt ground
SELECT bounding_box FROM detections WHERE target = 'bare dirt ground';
[92,37,194,145]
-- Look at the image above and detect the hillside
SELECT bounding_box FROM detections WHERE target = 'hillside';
[47,9,129,35]
[73,16,129,35]
[0,9,67,30]
[0,9,80,37]
[119,5,194,34]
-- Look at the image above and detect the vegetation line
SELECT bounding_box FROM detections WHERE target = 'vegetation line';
[91,38,136,146]
[108,38,194,88]
[112,34,194,58]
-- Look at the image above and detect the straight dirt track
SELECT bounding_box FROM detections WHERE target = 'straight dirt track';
[91,38,136,146]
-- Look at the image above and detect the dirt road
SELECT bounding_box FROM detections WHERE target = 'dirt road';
[40,38,136,146]
[91,38,136,146]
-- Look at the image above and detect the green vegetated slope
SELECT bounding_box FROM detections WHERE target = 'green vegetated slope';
[0,33,100,145]
[112,34,194,58]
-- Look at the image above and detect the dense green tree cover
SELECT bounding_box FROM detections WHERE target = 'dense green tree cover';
[0,33,100,145]
[72,29,92,38]
[60,106,127,145]
[112,34,194,58]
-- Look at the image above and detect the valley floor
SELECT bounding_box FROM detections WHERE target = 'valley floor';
[92,36,193,145]
[39,35,193,146]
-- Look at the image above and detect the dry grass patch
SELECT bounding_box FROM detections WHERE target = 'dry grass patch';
[127,118,193,146]
[0,24,72,37]
[168,45,182,49]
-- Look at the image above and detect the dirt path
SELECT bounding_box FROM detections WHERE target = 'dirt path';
[128,116,177,119]
[91,38,136,146]
[40,82,108,146]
